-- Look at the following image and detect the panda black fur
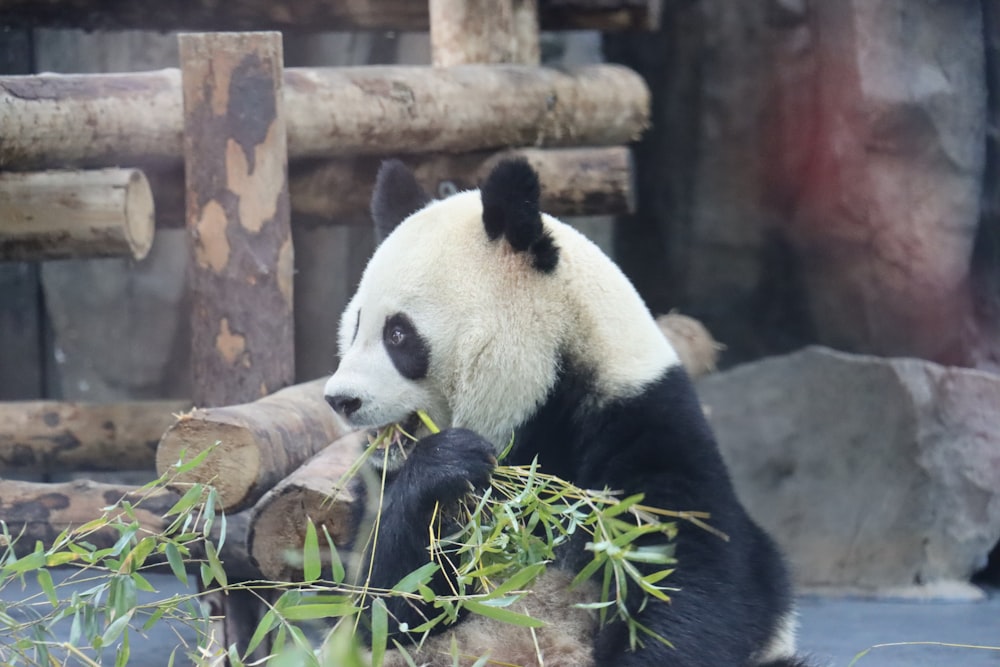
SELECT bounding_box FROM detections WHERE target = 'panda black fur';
[324,159,811,667]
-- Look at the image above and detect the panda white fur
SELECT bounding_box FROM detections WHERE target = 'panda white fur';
[324,159,811,667]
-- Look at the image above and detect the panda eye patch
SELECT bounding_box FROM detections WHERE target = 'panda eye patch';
[383,313,430,380]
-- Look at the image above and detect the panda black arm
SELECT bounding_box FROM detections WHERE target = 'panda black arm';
[360,429,496,639]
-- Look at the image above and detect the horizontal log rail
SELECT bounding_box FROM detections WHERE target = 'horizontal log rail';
[0,399,188,472]
[0,64,649,170]
[0,0,659,33]
[0,169,155,261]
[0,479,259,579]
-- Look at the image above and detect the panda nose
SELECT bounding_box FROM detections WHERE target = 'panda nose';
[326,394,362,418]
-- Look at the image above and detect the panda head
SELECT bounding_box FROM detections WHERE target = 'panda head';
[324,159,677,470]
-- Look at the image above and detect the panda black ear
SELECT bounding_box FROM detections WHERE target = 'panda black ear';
[480,159,559,273]
[371,159,432,243]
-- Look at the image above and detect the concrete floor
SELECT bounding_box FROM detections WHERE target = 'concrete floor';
[2,572,998,666]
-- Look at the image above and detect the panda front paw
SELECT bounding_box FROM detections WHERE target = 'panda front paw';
[396,428,497,509]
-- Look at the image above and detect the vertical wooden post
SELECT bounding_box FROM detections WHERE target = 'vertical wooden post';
[179,31,291,664]
[180,32,294,409]
[429,0,540,66]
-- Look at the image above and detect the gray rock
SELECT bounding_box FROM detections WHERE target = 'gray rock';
[698,346,1000,596]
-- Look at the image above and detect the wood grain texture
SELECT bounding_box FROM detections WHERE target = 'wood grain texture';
[0,399,188,472]
[155,379,349,513]
[180,31,294,408]
[0,168,154,260]
[247,433,364,581]
[0,64,650,169]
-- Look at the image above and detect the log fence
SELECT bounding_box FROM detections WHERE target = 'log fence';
[0,0,659,658]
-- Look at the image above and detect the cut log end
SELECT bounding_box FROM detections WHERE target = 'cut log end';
[124,169,155,260]
[0,168,156,261]
[247,434,364,581]
[156,417,262,501]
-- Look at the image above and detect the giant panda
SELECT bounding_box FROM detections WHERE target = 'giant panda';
[323,158,811,667]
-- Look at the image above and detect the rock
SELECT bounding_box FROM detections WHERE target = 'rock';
[697,346,1000,596]
[768,0,987,365]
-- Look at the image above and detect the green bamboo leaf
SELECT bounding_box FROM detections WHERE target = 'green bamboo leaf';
[142,606,167,631]
[371,598,388,667]
[485,562,546,599]
[205,541,228,587]
[114,627,131,667]
[394,561,440,594]
[245,608,278,657]
[3,551,44,574]
[164,542,188,586]
[463,600,545,627]
[280,602,358,621]
[130,571,157,593]
[173,446,214,475]
[322,525,345,583]
[101,609,132,646]
[302,519,321,583]
[36,568,57,606]
[165,484,204,518]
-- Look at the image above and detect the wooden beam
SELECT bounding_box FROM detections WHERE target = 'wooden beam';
[247,433,364,582]
[0,0,659,33]
[180,31,294,408]
[290,147,635,223]
[0,64,650,170]
[0,168,155,261]
[430,0,539,66]
[155,379,349,514]
[0,399,188,473]
[0,479,259,580]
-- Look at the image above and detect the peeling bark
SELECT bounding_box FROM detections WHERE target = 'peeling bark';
[180,32,294,408]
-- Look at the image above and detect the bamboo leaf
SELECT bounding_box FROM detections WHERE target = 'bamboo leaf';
[394,561,440,594]
[36,568,57,607]
[463,600,545,627]
[101,609,133,646]
[302,518,321,583]
[164,542,188,586]
[371,598,388,666]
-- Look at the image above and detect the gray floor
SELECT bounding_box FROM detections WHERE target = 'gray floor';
[2,572,998,666]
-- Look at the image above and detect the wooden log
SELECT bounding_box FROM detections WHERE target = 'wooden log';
[0,0,659,33]
[290,147,635,223]
[180,32,294,408]
[0,479,259,579]
[0,399,189,473]
[0,64,650,170]
[430,0,539,66]
[155,379,349,514]
[247,433,365,582]
[0,169,155,261]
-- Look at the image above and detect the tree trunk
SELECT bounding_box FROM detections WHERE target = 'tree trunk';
[0,65,650,170]
[247,433,364,582]
[180,32,294,408]
[0,168,154,261]
[155,379,348,514]
[0,399,188,472]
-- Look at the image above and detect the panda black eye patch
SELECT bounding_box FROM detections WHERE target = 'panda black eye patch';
[383,313,430,380]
